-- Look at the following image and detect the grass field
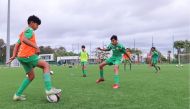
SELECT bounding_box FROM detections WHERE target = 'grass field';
[0,64,189,109]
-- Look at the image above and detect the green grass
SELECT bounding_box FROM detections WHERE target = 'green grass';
[0,64,189,109]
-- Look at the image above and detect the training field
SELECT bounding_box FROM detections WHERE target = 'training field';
[0,64,189,109]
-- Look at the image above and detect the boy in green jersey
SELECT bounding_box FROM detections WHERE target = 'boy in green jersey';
[6,15,61,101]
[79,45,89,77]
[151,47,161,73]
[96,35,130,89]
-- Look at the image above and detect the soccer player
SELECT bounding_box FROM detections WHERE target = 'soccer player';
[123,48,132,71]
[96,35,131,89]
[151,47,161,73]
[6,15,61,101]
[79,45,89,77]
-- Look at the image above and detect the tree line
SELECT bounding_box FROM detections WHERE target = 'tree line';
[0,38,189,64]
[0,39,77,63]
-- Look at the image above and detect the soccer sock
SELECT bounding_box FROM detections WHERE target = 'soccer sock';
[114,75,119,84]
[100,70,104,78]
[43,73,52,91]
[124,64,126,72]
[16,77,31,96]
[82,69,85,75]
[153,65,158,71]
[84,70,87,75]
[129,63,132,71]
[157,66,161,70]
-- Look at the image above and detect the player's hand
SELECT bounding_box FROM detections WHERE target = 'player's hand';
[36,47,40,55]
[6,56,15,64]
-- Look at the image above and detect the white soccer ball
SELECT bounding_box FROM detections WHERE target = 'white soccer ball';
[50,71,54,75]
[176,65,178,67]
[47,93,61,103]
[181,64,183,67]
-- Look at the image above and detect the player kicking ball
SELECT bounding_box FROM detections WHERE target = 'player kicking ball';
[96,35,131,89]
[7,15,61,101]
[150,47,161,73]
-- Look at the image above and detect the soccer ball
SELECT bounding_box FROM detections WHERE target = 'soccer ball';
[50,71,54,75]
[176,65,178,67]
[47,93,61,103]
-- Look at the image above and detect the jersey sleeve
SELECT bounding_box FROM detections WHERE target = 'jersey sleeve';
[106,44,112,51]
[24,28,33,39]
[120,44,126,54]
[17,39,21,44]
[153,51,158,56]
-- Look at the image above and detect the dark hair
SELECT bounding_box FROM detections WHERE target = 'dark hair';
[81,45,85,48]
[28,15,41,25]
[110,35,117,40]
[151,47,156,50]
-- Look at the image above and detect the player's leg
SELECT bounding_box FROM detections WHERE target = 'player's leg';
[113,60,120,89]
[129,60,132,71]
[96,61,107,83]
[156,62,160,71]
[13,64,34,101]
[83,62,87,77]
[123,60,126,72]
[155,61,160,73]
[37,60,61,95]
[81,62,85,76]
[157,66,160,70]
[151,61,158,73]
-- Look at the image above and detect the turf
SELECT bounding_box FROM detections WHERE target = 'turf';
[0,64,189,109]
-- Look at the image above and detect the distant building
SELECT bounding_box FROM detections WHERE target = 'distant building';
[39,54,54,62]
[57,56,98,65]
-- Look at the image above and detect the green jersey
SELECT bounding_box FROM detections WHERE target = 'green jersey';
[151,51,159,59]
[17,27,33,44]
[106,43,126,59]
[80,51,89,62]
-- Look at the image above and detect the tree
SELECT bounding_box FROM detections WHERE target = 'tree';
[183,40,190,53]
[0,39,6,63]
[167,50,171,63]
[53,46,77,61]
[173,40,190,62]
[174,40,185,54]
[39,46,54,54]
[0,39,5,47]
[131,48,142,63]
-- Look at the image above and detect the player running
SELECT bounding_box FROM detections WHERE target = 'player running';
[150,47,161,73]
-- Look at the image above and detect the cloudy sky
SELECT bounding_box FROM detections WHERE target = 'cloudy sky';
[0,0,189,56]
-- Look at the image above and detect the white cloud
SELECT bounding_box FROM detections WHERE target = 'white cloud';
[0,0,189,55]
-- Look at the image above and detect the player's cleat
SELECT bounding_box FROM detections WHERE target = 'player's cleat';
[96,78,105,83]
[46,88,62,95]
[13,94,26,101]
[82,74,87,77]
[112,84,120,89]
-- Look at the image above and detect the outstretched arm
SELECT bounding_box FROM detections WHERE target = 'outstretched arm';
[6,43,20,64]
[97,47,110,51]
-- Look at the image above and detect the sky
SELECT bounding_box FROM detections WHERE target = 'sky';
[0,0,189,56]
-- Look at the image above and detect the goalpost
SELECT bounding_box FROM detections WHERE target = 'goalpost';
[176,53,190,66]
